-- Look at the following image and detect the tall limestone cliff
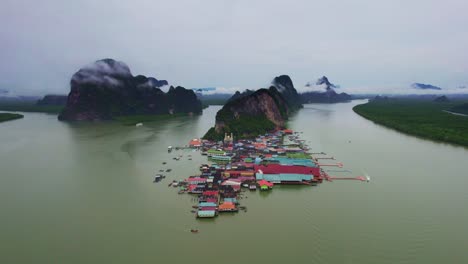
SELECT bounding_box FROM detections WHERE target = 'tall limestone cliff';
[58,59,202,121]
[271,75,303,110]
[203,75,303,140]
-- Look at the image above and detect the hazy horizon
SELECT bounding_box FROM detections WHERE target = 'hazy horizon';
[1,0,467,96]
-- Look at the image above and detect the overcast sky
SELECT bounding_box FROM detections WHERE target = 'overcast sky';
[1,0,468,96]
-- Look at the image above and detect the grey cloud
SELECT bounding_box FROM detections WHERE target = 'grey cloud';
[1,0,468,96]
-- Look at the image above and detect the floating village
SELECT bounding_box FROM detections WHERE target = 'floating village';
[156,129,369,225]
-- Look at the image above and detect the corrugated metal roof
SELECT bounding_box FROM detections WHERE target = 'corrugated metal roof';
[265,157,317,167]
[255,164,320,176]
[197,210,216,217]
[257,173,312,182]
[199,202,217,207]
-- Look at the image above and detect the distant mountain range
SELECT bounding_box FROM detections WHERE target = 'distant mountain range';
[36,95,67,106]
[301,76,351,103]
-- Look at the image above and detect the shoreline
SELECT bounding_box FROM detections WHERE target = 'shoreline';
[0,112,24,123]
[353,102,468,148]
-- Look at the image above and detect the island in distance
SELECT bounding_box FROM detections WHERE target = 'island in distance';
[200,75,352,105]
[58,59,202,121]
[301,76,351,103]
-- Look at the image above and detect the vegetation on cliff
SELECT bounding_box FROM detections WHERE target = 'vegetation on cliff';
[353,100,468,147]
[203,114,276,141]
[0,113,24,123]
[203,81,298,140]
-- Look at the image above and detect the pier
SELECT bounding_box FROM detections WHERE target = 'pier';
[316,157,335,160]
[317,162,343,168]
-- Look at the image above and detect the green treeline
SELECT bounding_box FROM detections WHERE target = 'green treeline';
[204,113,276,141]
[0,113,24,123]
[353,100,468,147]
[0,102,63,114]
[450,103,468,115]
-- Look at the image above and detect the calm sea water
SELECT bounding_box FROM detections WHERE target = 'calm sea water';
[1,101,467,264]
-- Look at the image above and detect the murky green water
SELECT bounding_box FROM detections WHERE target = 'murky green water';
[1,101,467,263]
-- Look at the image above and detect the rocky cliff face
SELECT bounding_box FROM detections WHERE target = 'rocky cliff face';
[271,75,303,110]
[58,59,201,121]
[216,88,287,131]
[166,86,203,114]
[203,87,290,140]
[203,75,304,140]
[228,89,255,102]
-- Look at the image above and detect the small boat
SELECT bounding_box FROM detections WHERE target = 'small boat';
[159,169,164,172]
[166,169,172,172]
[153,175,162,182]
[168,182,173,187]
[135,123,143,127]
[190,229,199,233]
[242,183,249,188]
[162,162,167,165]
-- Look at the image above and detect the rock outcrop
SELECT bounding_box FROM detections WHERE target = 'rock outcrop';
[58,59,202,121]
[228,89,255,102]
[204,87,291,140]
[271,75,303,110]
[433,95,449,103]
[203,75,303,140]
[301,76,351,103]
